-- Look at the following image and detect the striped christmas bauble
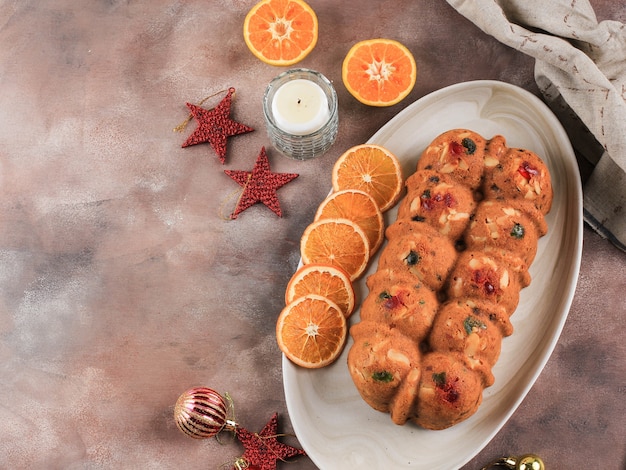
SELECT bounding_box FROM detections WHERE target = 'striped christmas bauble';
[174,387,234,439]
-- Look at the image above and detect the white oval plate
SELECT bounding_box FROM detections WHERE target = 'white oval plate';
[283,80,583,469]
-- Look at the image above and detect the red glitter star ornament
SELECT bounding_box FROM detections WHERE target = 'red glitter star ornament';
[182,87,254,164]
[224,147,298,219]
[235,413,306,470]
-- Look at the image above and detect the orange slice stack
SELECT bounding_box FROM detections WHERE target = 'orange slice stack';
[277,144,404,369]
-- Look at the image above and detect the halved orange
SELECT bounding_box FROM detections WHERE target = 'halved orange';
[342,38,417,106]
[285,263,355,317]
[331,144,404,212]
[315,189,384,255]
[276,294,347,368]
[300,218,370,281]
[243,0,318,66]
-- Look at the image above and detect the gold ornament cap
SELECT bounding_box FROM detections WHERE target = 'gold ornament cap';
[482,453,545,470]
[518,454,545,470]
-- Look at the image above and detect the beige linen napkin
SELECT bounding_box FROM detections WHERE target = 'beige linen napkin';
[447,0,626,251]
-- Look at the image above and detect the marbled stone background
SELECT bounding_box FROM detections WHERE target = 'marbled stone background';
[0,1,624,468]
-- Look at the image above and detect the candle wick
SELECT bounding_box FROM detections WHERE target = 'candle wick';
[297,99,301,104]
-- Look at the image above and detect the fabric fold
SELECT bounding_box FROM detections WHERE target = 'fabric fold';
[446,0,626,251]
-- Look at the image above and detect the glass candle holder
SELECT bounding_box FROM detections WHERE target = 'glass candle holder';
[263,69,339,161]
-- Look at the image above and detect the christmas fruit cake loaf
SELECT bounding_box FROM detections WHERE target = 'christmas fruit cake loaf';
[348,129,552,430]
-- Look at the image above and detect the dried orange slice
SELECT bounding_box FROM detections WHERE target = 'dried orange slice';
[332,144,403,212]
[276,294,347,368]
[243,0,318,66]
[315,189,384,255]
[342,38,417,106]
[300,218,369,281]
[285,263,355,318]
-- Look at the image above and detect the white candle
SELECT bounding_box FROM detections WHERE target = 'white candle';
[271,79,330,135]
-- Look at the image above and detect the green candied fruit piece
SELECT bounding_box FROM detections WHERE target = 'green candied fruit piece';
[432,372,446,386]
[464,316,487,335]
[372,371,394,383]
[462,138,477,154]
[404,250,420,265]
[510,223,525,239]
[378,291,392,300]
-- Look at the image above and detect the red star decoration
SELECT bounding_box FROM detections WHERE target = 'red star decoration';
[182,87,254,164]
[224,147,298,219]
[235,413,306,470]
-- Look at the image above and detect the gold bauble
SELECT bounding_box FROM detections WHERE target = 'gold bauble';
[517,454,545,470]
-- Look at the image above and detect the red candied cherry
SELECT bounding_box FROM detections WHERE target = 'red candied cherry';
[432,372,460,404]
[518,161,538,180]
[472,269,497,295]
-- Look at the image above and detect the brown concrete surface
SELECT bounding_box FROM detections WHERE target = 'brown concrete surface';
[0,1,624,468]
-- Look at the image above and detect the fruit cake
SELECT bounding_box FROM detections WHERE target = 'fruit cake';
[348,129,552,430]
